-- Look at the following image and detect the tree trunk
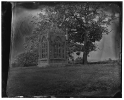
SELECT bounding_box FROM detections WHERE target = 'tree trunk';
[83,50,88,64]
[82,32,88,64]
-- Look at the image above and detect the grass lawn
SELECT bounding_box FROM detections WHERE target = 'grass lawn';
[7,63,121,97]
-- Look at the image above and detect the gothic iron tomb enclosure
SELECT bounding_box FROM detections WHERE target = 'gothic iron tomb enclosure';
[38,24,68,67]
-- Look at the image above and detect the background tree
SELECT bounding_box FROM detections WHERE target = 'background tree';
[18,7,56,67]
[23,7,55,52]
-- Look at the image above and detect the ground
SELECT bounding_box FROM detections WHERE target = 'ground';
[7,63,121,97]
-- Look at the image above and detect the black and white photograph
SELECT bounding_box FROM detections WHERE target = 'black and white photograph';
[2,1,122,98]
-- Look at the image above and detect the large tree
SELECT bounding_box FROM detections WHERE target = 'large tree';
[54,3,120,64]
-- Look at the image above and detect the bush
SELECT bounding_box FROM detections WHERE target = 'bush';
[13,50,39,67]
[74,57,83,64]
[11,62,18,68]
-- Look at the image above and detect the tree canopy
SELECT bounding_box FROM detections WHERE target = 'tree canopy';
[54,3,120,64]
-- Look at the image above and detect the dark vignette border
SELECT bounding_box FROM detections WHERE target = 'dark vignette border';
[1,1,122,98]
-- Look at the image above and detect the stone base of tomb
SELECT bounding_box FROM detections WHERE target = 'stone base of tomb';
[38,59,68,67]
[38,59,49,67]
[38,63,68,67]
[49,62,68,67]
[38,62,49,67]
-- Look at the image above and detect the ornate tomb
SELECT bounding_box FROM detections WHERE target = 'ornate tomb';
[38,24,68,67]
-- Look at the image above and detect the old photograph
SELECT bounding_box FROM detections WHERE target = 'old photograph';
[2,1,122,98]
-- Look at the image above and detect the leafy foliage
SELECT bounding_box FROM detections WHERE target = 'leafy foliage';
[74,57,83,64]
[55,3,116,43]
[24,34,39,52]
[13,49,38,67]
[54,3,120,64]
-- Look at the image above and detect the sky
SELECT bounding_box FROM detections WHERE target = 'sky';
[11,2,121,63]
